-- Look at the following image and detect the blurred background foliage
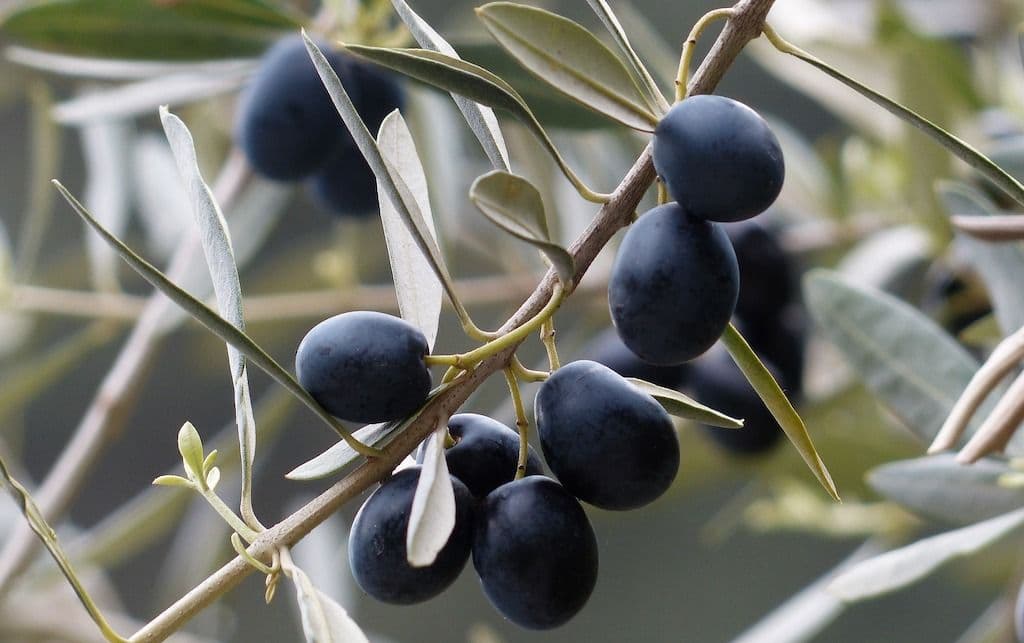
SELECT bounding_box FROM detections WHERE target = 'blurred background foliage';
[1,0,1024,641]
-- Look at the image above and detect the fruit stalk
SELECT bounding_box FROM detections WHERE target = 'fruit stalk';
[129,0,780,639]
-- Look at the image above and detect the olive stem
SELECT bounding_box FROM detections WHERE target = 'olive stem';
[199,487,260,544]
[540,319,561,371]
[453,285,566,370]
[503,368,532,480]
[675,8,735,102]
[511,357,550,383]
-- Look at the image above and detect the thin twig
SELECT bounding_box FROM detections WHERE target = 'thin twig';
[129,1,778,639]
[950,214,1024,242]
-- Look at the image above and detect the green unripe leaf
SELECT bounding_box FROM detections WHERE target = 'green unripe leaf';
[177,422,206,484]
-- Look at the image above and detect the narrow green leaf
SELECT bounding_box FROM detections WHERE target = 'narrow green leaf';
[152,475,193,489]
[376,110,443,350]
[1,0,302,60]
[827,507,1024,602]
[804,269,983,443]
[286,423,401,481]
[283,556,369,643]
[407,423,456,567]
[721,323,839,501]
[585,0,669,114]
[868,454,1024,525]
[202,450,218,477]
[469,170,574,285]
[452,40,627,130]
[305,35,472,326]
[766,27,1024,207]
[52,181,372,455]
[476,2,657,131]
[936,181,1024,334]
[390,0,510,170]
[626,378,742,429]
[177,422,206,483]
[161,107,260,527]
[0,454,128,642]
[342,43,608,202]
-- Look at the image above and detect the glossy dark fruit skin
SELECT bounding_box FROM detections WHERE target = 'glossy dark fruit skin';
[580,327,690,390]
[473,476,598,629]
[691,348,784,455]
[235,35,356,181]
[725,220,797,323]
[609,203,740,365]
[307,61,406,217]
[535,360,679,510]
[420,413,544,498]
[295,311,431,423]
[653,95,784,222]
[349,467,473,605]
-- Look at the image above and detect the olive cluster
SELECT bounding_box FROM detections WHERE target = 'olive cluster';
[294,311,677,628]
[601,94,803,455]
[288,94,798,629]
[234,35,404,217]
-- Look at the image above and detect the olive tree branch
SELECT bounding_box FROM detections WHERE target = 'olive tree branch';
[129,1,777,640]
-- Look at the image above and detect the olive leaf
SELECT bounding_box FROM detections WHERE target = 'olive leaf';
[765,26,1024,208]
[389,0,510,170]
[161,107,260,527]
[868,454,1024,525]
[584,0,669,114]
[625,378,742,429]
[469,170,574,286]
[804,269,984,444]
[721,323,840,502]
[281,555,369,643]
[0,453,126,642]
[286,383,453,481]
[286,422,404,481]
[406,422,456,567]
[376,111,442,350]
[52,181,374,456]
[476,2,659,131]
[827,507,1024,602]
[936,180,1024,334]
[341,43,608,201]
[1,0,301,60]
[304,34,477,327]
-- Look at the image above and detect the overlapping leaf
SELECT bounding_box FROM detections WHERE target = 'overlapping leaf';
[161,107,259,526]
[407,423,456,567]
[804,269,983,443]
[721,324,839,501]
[476,2,658,131]
[469,170,574,286]
[390,0,509,169]
[869,454,1024,525]
[828,508,1024,602]
[626,378,742,428]
[376,111,442,349]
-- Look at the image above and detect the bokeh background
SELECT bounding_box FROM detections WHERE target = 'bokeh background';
[0,0,1019,641]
